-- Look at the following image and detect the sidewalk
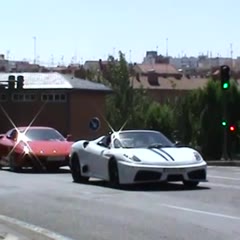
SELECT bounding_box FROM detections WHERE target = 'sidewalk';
[0,217,72,240]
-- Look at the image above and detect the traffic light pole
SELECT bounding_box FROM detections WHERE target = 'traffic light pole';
[221,92,229,160]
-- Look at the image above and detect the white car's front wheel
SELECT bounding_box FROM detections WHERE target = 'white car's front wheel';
[70,155,89,183]
[108,159,120,187]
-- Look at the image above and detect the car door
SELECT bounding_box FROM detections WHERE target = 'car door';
[90,136,113,180]
[83,136,111,179]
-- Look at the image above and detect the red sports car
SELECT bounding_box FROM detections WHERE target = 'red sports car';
[0,126,74,172]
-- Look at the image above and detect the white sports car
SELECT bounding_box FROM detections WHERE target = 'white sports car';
[69,130,207,187]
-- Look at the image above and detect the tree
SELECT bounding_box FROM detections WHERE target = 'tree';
[145,102,175,139]
[103,52,151,130]
[174,77,240,160]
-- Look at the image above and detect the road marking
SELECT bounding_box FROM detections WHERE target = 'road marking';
[0,214,74,240]
[2,234,19,240]
[162,204,240,220]
[208,175,240,181]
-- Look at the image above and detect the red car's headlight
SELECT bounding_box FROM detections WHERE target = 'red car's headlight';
[23,145,31,154]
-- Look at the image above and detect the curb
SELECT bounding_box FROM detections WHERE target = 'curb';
[0,215,74,240]
[207,160,240,167]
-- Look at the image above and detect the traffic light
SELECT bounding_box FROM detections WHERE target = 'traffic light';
[17,75,24,89]
[220,65,230,90]
[229,125,236,132]
[222,120,227,126]
[8,75,15,89]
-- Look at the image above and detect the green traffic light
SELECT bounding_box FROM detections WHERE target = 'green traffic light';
[222,82,229,89]
[222,121,227,126]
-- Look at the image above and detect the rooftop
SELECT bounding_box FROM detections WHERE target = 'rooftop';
[135,63,180,75]
[133,76,210,90]
[0,72,112,91]
[132,75,240,90]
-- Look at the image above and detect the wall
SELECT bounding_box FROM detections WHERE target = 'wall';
[69,90,109,141]
[0,89,110,140]
[0,90,69,136]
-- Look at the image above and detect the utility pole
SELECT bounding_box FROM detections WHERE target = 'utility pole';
[33,36,37,64]
[222,92,229,160]
[220,65,231,160]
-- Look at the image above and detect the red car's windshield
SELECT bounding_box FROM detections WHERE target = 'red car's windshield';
[21,129,65,142]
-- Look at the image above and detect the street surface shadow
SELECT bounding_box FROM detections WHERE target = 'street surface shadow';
[76,179,211,192]
[1,167,71,174]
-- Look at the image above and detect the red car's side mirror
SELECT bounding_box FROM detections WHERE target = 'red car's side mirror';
[7,135,17,141]
[66,134,73,141]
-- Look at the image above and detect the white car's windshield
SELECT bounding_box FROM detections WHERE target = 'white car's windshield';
[116,131,174,149]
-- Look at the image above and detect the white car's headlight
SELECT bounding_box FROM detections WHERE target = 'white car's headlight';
[193,151,202,161]
[123,154,141,162]
[23,145,31,154]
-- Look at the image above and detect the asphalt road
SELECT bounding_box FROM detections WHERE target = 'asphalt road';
[0,166,240,240]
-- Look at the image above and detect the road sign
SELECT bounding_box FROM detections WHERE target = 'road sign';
[89,117,101,131]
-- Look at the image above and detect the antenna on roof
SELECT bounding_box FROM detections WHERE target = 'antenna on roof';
[129,50,132,63]
[33,36,37,64]
[166,38,168,57]
[74,49,78,63]
[113,47,116,58]
[37,55,40,65]
[230,43,233,68]
[51,54,54,68]
[6,50,10,60]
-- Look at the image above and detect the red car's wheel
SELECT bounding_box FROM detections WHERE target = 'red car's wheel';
[9,154,22,172]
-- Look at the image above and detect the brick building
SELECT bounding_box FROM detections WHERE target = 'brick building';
[0,72,112,140]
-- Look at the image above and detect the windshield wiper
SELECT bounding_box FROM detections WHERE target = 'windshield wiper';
[148,143,172,149]
[148,143,163,148]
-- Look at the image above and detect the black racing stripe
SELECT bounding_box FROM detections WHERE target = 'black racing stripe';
[149,148,169,161]
[157,148,175,161]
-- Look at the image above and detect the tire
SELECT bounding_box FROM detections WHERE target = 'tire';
[108,159,120,188]
[70,155,89,183]
[183,180,199,188]
[9,154,22,172]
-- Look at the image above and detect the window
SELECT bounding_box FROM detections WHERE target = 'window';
[113,139,122,148]
[41,93,67,102]
[12,93,36,102]
[0,93,7,102]
[147,72,159,86]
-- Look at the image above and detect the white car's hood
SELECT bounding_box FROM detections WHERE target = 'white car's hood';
[121,147,204,166]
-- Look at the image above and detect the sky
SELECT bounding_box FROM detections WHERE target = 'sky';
[1,0,239,66]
